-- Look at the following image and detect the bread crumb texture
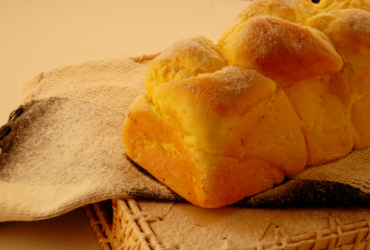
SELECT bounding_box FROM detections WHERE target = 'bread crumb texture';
[123,0,370,207]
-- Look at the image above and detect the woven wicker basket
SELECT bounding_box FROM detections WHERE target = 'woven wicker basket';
[85,199,157,250]
[82,53,370,250]
[85,198,370,250]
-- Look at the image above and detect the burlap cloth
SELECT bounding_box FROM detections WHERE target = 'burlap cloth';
[1,55,369,222]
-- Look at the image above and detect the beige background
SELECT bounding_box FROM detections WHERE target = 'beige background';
[0,0,247,249]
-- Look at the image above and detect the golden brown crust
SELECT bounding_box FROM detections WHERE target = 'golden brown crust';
[219,16,343,87]
[239,0,317,24]
[318,0,370,13]
[144,36,226,101]
[307,9,370,69]
[218,0,317,50]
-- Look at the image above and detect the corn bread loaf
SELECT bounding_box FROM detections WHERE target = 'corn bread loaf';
[123,0,370,208]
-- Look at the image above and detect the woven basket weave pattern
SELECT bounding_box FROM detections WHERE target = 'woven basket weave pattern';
[113,199,147,250]
[85,203,112,250]
[86,198,370,250]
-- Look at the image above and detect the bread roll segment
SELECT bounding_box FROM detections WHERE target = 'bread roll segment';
[307,9,370,70]
[219,15,343,87]
[144,36,226,101]
[318,0,370,13]
[306,8,370,150]
[123,94,201,205]
[222,89,307,176]
[237,0,317,24]
[124,66,307,208]
[218,0,317,51]
[284,75,353,165]
[151,67,277,154]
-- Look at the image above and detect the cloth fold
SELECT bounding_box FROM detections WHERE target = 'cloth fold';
[1,56,369,222]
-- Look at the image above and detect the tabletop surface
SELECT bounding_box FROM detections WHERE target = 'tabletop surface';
[0,1,248,249]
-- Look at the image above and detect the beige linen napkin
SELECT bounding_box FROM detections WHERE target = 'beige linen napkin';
[1,55,369,222]
[0,55,184,222]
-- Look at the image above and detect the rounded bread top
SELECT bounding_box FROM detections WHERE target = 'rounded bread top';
[318,0,370,13]
[218,0,317,49]
[151,66,277,154]
[144,36,226,101]
[238,0,316,24]
[152,66,276,119]
[306,8,370,68]
[218,15,343,87]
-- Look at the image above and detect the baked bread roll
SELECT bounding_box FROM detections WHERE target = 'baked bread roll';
[124,65,307,208]
[145,36,226,100]
[218,0,317,49]
[218,15,343,88]
[318,0,370,13]
[123,0,370,207]
[284,75,353,165]
[235,0,317,24]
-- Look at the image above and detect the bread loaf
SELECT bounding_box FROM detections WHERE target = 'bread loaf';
[123,0,370,208]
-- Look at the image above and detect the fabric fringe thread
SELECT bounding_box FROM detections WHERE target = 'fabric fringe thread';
[129,53,161,63]
[20,72,44,105]
[0,106,24,151]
